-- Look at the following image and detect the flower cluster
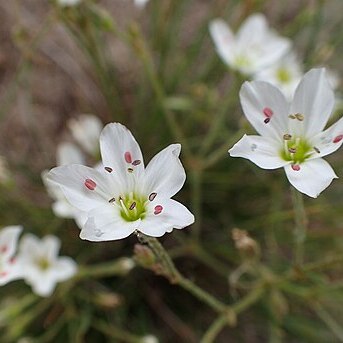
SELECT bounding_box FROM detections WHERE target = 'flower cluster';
[0,227,77,297]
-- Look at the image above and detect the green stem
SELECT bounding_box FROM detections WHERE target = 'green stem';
[190,169,202,240]
[200,315,228,343]
[291,187,308,266]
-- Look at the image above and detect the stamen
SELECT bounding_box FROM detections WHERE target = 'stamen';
[124,152,132,163]
[132,160,141,166]
[9,257,16,264]
[108,197,116,203]
[291,164,301,171]
[295,113,304,121]
[0,271,8,277]
[119,197,130,217]
[263,107,273,118]
[0,246,7,254]
[129,202,136,210]
[264,118,270,124]
[127,168,134,173]
[104,167,113,173]
[283,134,292,140]
[313,147,320,153]
[333,135,343,143]
[288,114,296,119]
[149,192,157,201]
[288,147,297,154]
[84,179,97,190]
[154,205,163,215]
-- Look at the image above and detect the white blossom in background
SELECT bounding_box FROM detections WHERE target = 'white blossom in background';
[56,0,81,6]
[229,68,343,198]
[0,226,22,285]
[68,114,103,157]
[47,123,194,241]
[42,142,87,228]
[134,0,150,8]
[17,234,77,297]
[209,13,291,76]
[140,335,159,343]
[254,52,303,100]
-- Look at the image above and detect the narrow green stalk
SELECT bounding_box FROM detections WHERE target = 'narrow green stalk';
[200,315,228,343]
[291,187,308,266]
[313,302,343,341]
[190,169,203,240]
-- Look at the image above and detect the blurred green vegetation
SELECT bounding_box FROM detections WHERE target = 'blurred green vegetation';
[0,0,343,342]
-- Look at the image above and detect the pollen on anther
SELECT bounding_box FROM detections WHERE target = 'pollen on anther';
[264,118,270,124]
[154,205,163,215]
[104,167,113,173]
[263,107,273,118]
[124,151,132,163]
[291,164,301,171]
[129,202,136,210]
[333,135,343,143]
[127,168,134,173]
[314,147,320,153]
[288,147,297,154]
[149,192,157,201]
[283,134,292,140]
[109,197,115,203]
[132,160,141,166]
[84,179,97,190]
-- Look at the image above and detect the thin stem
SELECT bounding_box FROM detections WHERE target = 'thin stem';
[200,315,228,343]
[291,187,308,266]
[190,169,202,240]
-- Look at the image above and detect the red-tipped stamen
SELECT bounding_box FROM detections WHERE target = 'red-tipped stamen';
[84,179,97,190]
[263,107,273,118]
[124,152,132,163]
[333,135,343,143]
[154,205,163,215]
[291,164,301,171]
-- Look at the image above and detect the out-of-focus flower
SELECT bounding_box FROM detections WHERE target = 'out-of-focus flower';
[47,123,194,241]
[0,226,22,285]
[209,13,291,76]
[134,0,150,8]
[229,68,343,198]
[68,114,103,157]
[140,335,159,343]
[56,0,81,7]
[254,52,303,100]
[42,142,87,228]
[17,234,77,297]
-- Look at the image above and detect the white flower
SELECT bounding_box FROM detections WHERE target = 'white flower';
[140,335,159,343]
[56,0,81,6]
[47,123,194,241]
[134,0,149,7]
[68,114,103,156]
[229,68,343,198]
[17,234,77,297]
[209,13,291,76]
[0,226,22,285]
[42,142,87,228]
[254,52,303,100]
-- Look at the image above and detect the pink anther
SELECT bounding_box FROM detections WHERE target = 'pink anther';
[154,205,163,215]
[84,179,97,190]
[124,152,132,163]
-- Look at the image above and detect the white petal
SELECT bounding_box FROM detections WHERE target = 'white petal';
[68,114,102,156]
[80,205,138,241]
[310,117,343,158]
[56,142,85,166]
[229,135,288,169]
[41,236,61,261]
[100,123,144,190]
[18,234,40,257]
[0,226,22,259]
[29,277,57,297]
[50,257,78,281]
[143,144,186,198]
[284,158,337,198]
[290,68,335,136]
[47,165,115,212]
[52,199,77,218]
[139,199,194,237]
[236,14,269,43]
[134,0,149,7]
[240,82,289,140]
[209,19,236,67]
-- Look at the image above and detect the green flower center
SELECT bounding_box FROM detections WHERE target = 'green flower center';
[36,257,51,271]
[119,193,147,222]
[276,68,291,84]
[235,55,251,68]
[280,136,313,163]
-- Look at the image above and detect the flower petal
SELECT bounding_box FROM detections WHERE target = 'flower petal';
[56,142,85,166]
[209,19,236,67]
[100,123,144,190]
[47,164,116,212]
[139,199,194,237]
[240,80,289,140]
[310,117,343,159]
[50,257,78,281]
[290,68,335,136]
[143,144,186,198]
[41,236,61,261]
[229,134,289,169]
[0,226,22,259]
[284,158,337,198]
[80,204,138,241]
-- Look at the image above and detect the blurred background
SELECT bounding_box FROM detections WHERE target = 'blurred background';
[0,0,343,342]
